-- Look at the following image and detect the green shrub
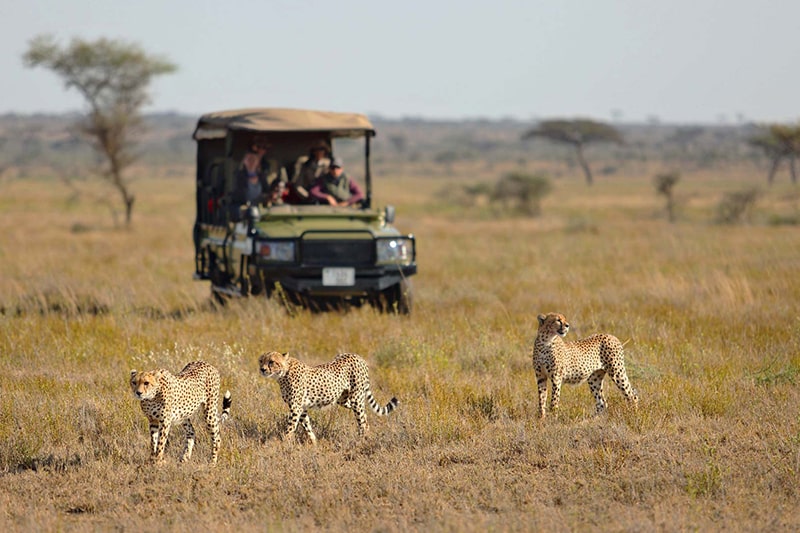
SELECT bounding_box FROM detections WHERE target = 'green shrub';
[491,171,552,216]
[716,187,760,224]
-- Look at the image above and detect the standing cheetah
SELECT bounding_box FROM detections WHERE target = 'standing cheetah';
[259,351,398,444]
[532,313,638,417]
[130,361,232,465]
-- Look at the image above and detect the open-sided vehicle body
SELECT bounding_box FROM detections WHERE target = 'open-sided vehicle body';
[192,108,416,313]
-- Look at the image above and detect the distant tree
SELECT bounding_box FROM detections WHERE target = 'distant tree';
[666,127,705,163]
[654,171,680,223]
[521,119,623,185]
[23,35,177,226]
[748,124,800,185]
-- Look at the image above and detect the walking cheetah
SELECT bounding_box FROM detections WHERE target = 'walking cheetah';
[532,313,638,417]
[259,351,398,443]
[130,361,232,465]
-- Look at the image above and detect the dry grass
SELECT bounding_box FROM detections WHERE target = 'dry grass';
[1,164,799,531]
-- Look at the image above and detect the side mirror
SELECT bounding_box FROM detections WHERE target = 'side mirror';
[384,205,396,224]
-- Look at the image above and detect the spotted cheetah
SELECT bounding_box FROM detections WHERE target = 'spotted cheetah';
[532,313,638,417]
[130,361,232,465]
[259,351,398,443]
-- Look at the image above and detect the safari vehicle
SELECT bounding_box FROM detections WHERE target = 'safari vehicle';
[192,108,417,313]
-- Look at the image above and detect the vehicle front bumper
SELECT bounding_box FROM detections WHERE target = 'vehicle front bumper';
[255,264,416,296]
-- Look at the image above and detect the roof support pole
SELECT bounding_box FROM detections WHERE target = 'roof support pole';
[364,133,372,208]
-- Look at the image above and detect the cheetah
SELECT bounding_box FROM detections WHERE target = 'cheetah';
[532,313,638,417]
[259,351,398,444]
[130,361,232,465]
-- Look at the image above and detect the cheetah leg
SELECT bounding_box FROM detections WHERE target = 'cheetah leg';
[204,402,221,464]
[181,420,195,463]
[588,370,607,414]
[284,408,304,442]
[337,391,353,410]
[549,375,563,413]
[535,369,548,418]
[154,422,172,464]
[353,396,369,436]
[149,423,160,456]
[609,368,639,408]
[299,412,317,444]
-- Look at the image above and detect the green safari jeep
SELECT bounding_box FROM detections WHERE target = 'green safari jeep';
[191,108,417,313]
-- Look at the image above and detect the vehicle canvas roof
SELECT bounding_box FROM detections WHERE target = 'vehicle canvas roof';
[193,108,376,140]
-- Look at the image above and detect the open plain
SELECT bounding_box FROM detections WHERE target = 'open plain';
[1,160,799,531]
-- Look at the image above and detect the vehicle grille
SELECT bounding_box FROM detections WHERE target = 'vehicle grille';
[301,239,374,267]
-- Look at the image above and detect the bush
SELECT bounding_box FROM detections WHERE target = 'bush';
[491,172,552,216]
[716,187,760,224]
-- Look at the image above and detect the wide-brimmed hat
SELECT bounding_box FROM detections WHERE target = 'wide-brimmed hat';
[310,140,330,152]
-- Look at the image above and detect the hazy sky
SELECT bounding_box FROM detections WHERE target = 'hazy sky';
[3,0,799,123]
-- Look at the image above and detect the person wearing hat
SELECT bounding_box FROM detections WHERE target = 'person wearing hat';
[309,157,364,207]
[294,141,331,191]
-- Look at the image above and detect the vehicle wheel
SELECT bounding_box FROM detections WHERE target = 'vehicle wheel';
[210,285,228,307]
[375,280,412,315]
[248,268,265,296]
[208,252,232,306]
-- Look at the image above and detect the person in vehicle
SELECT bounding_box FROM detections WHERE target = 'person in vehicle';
[309,157,364,207]
[232,147,270,209]
[281,141,330,204]
[295,141,331,190]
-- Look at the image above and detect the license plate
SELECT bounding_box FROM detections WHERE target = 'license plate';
[322,267,355,286]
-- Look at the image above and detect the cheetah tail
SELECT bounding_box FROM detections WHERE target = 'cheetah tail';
[221,390,232,423]
[366,389,398,416]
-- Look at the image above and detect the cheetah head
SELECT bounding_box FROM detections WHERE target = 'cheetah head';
[129,369,162,400]
[259,351,290,379]
[537,313,570,337]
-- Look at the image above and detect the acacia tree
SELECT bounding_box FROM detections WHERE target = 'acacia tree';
[748,124,800,185]
[521,119,623,185]
[23,35,176,226]
[654,171,680,223]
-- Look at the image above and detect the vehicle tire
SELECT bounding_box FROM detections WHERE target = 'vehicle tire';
[248,268,265,296]
[208,251,233,306]
[376,280,412,315]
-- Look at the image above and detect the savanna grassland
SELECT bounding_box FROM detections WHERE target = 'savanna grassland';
[1,161,799,532]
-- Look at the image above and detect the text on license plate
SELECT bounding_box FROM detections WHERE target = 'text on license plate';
[322,267,355,286]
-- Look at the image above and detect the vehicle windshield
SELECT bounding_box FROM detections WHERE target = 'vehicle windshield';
[195,131,373,226]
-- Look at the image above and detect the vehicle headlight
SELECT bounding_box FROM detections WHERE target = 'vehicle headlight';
[258,240,295,262]
[376,237,413,266]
